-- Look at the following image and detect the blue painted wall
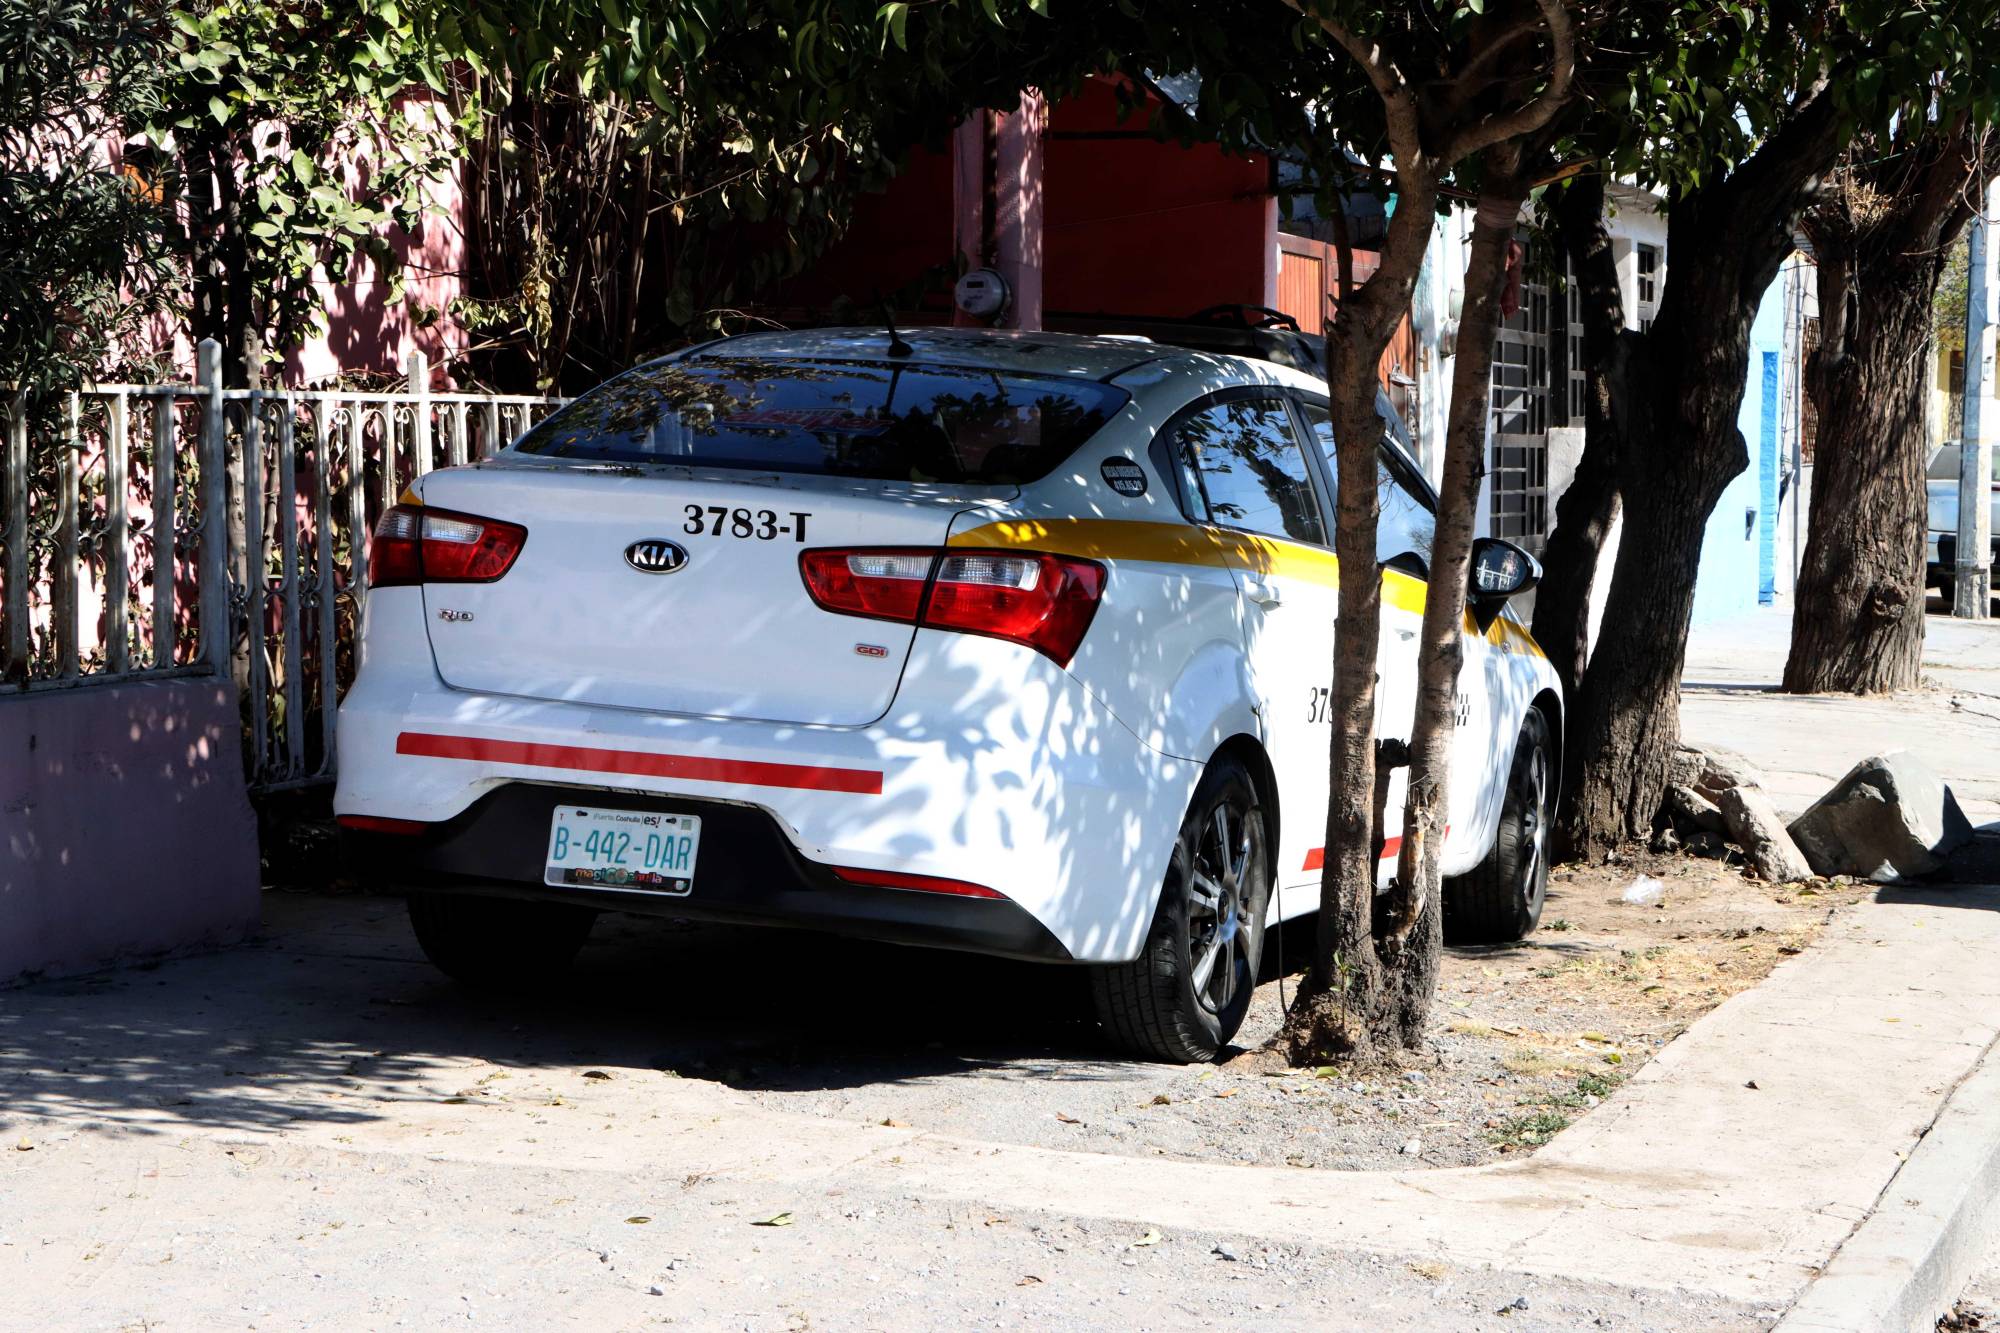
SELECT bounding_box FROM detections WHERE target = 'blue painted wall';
[1688,278,1784,627]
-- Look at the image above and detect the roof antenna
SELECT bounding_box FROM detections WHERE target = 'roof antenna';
[878,298,914,359]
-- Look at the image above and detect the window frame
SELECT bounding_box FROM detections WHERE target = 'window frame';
[1287,389,1440,578]
[1149,386,1337,549]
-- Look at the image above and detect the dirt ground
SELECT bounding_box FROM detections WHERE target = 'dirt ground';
[679,850,1869,1172]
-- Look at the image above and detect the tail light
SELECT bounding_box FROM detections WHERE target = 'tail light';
[800,547,1105,666]
[370,503,527,587]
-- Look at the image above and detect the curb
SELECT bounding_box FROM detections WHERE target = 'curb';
[1778,1031,2000,1332]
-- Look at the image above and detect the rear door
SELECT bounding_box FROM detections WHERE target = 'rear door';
[1170,392,1337,890]
[1292,399,1440,880]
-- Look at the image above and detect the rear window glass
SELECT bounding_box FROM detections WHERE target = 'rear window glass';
[509,356,1130,484]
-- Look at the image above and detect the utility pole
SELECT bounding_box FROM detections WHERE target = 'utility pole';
[1957,179,1996,619]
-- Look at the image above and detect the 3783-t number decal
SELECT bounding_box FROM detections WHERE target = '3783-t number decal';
[683,505,811,542]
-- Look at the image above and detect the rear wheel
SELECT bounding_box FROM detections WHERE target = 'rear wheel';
[407,892,597,989]
[1444,708,1553,945]
[1092,757,1270,1063]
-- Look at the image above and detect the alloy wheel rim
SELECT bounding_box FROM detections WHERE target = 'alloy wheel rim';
[1188,799,1256,1015]
[1518,743,1549,895]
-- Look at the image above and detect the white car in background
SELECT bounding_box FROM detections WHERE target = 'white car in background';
[1927,441,2000,592]
[335,324,1562,1062]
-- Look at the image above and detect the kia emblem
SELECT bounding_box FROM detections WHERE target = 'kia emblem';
[624,539,689,574]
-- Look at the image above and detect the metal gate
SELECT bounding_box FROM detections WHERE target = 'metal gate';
[0,340,562,790]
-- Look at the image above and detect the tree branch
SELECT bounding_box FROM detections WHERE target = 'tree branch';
[1274,0,1425,168]
[1441,0,1577,163]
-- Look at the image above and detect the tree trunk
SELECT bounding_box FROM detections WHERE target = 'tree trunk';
[1386,163,1529,1020]
[1556,92,1847,856]
[1782,254,1937,693]
[1282,171,1442,1063]
[1784,124,1984,694]
[1530,172,1631,701]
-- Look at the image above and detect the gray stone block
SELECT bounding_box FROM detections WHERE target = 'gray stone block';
[1786,751,1976,883]
[1717,785,1816,884]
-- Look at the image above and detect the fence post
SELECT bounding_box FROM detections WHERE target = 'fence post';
[152,395,177,668]
[198,339,230,677]
[3,395,26,676]
[408,350,432,478]
[105,391,130,673]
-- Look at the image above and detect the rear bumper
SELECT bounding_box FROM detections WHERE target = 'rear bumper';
[333,587,1199,964]
[346,784,1073,962]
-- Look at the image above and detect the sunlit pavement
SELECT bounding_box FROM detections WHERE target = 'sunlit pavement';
[1681,598,2000,821]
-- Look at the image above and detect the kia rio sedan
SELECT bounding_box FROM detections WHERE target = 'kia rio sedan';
[335,327,1562,1062]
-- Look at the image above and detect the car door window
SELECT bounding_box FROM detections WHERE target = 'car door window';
[1297,402,1436,576]
[1172,398,1327,545]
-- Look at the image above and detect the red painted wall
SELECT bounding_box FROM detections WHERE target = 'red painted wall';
[1042,80,1272,320]
[769,77,1275,326]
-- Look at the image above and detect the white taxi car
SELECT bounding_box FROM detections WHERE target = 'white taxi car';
[335,325,1563,1062]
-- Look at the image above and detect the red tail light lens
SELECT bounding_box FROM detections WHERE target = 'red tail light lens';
[799,548,1105,666]
[799,548,934,622]
[370,503,527,587]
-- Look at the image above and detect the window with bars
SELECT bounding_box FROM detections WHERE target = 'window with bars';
[1566,279,1587,422]
[1490,255,1551,546]
[1637,243,1660,305]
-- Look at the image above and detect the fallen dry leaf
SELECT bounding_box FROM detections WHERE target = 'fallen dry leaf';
[625,1216,651,1225]
[752,1212,795,1228]
[13,1139,31,1152]
[1214,1088,1239,1099]
[1131,1229,1162,1248]
[1148,1094,1172,1107]
[582,1070,613,1081]
[1016,1275,1043,1287]
[879,1117,907,1128]
[1054,1113,1082,1125]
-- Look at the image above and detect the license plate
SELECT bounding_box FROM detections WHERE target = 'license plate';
[544,806,700,895]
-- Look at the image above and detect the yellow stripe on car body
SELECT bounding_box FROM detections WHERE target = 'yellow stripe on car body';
[950,516,1546,658]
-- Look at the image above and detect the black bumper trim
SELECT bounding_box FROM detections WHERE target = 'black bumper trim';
[344,783,1075,963]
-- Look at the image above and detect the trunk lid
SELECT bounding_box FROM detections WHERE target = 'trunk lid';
[414,460,992,725]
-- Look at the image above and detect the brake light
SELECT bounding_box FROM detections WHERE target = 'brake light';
[370,503,527,587]
[799,548,1105,666]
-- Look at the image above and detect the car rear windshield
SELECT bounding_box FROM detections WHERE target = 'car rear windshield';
[509,355,1131,484]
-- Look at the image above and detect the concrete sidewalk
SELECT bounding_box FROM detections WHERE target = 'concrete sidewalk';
[5,880,1999,1329]
[1681,600,2000,821]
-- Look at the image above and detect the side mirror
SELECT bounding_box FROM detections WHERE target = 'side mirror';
[1468,537,1541,632]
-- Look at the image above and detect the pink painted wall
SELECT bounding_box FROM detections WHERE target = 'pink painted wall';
[288,97,469,387]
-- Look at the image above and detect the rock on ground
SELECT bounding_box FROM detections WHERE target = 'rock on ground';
[1786,751,1975,883]
[1667,784,1727,835]
[1715,785,1815,884]
[1675,746,1771,803]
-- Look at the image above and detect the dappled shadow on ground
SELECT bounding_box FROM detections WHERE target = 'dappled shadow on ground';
[0,892,1144,1138]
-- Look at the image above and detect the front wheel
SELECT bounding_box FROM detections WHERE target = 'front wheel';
[1443,707,1554,945]
[1091,756,1271,1063]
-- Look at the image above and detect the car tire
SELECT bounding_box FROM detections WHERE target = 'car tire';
[1091,756,1271,1063]
[406,892,598,989]
[1444,707,1554,945]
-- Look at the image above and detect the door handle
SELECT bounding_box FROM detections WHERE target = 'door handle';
[1244,579,1283,608]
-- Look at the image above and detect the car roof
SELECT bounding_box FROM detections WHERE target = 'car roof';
[683,325,1268,384]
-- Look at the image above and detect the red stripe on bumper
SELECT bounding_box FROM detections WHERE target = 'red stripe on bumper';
[1302,835,1406,873]
[395,732,884,795]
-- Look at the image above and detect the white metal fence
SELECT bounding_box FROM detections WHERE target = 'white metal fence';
[0,339,562,790]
